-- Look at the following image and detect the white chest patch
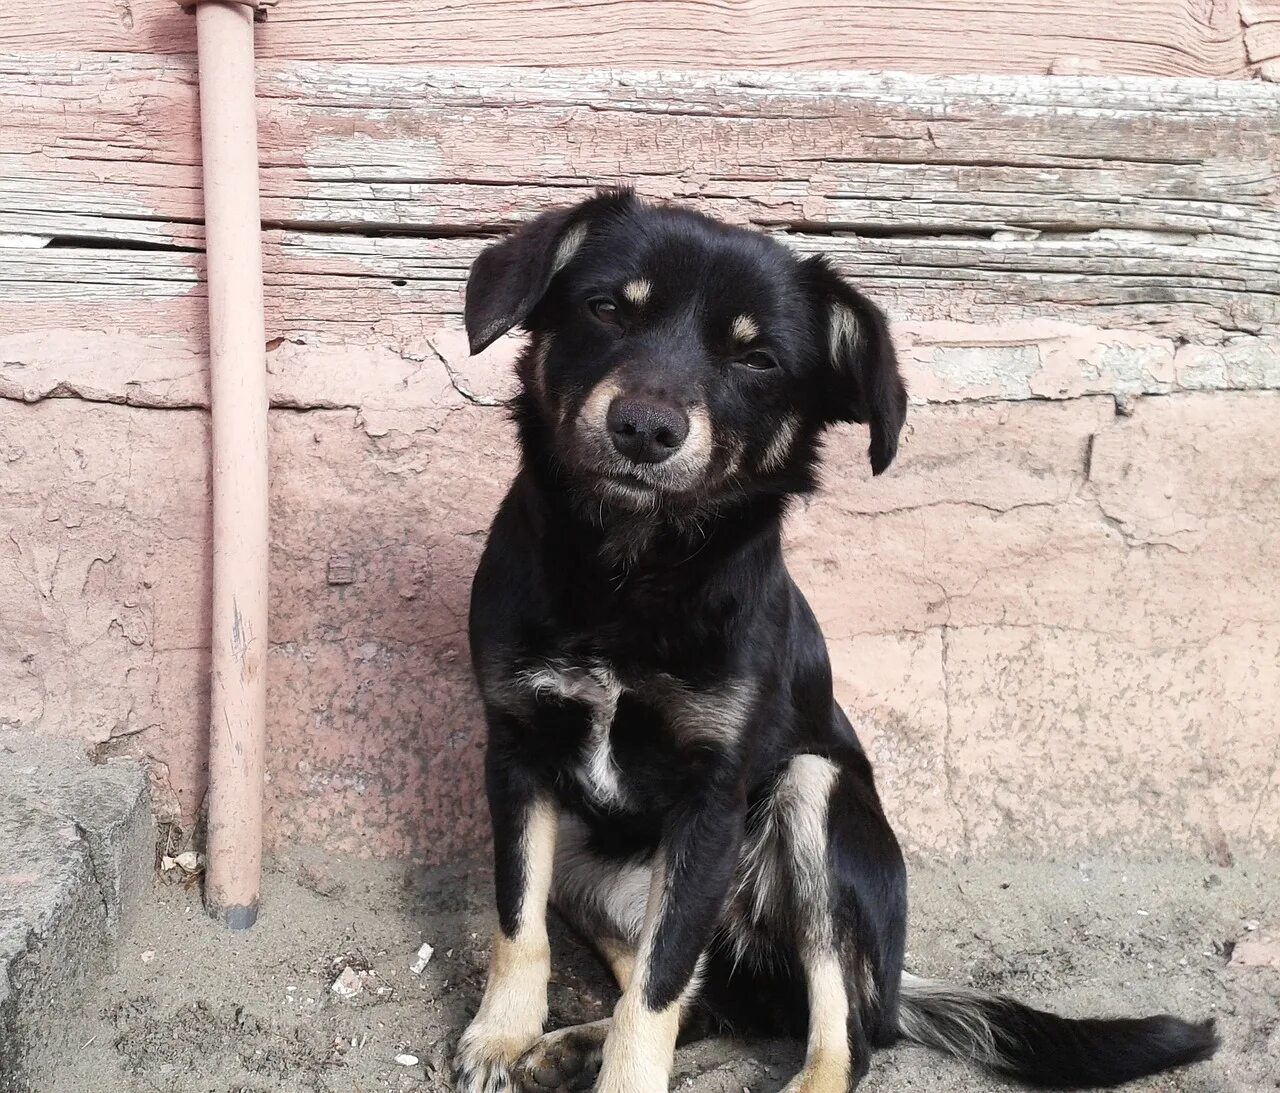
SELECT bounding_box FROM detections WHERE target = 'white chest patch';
[518,660,627,808]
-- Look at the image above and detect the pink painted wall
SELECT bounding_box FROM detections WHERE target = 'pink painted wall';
[1,8,1278,863]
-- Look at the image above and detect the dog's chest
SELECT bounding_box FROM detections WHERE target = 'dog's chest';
[519,660,630,807]
[514,657,756,810]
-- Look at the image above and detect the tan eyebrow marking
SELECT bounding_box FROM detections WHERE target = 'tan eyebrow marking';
[731,314,759,343]
[622,279,652,306]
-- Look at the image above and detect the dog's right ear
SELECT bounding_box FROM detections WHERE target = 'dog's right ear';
[464,189,635,355]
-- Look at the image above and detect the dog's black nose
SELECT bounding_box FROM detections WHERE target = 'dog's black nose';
[607,396,690,464]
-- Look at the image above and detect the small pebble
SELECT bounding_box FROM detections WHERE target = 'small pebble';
[411,942,435,975]
[396,1053,419,1066]
[331,966,363,1000]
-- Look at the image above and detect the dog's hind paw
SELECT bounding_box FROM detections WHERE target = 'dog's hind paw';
[513,1020,610,1092]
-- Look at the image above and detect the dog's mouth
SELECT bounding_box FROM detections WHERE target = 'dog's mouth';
[592,465,675,501]
[571,457,708,511]
[609,467,662,489]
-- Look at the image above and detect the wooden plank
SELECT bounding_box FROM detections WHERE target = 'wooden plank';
[3,225,1277,345]
[5,58,1276,240]
[3,58,1276,344]
[0,0,1255,78]
[259,227,1280,336]
[1242,0,1280,78]
[5,235,1278,416]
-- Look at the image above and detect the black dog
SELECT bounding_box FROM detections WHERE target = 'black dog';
[453,189,1217,1093]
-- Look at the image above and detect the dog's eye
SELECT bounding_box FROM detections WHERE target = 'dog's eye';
[738,350,778,371]
[588,297,621,327]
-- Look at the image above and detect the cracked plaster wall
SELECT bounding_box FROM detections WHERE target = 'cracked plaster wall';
[1,60,1277,863]
[5,356,1277,864]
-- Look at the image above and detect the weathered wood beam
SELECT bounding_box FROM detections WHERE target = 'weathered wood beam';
[0,0,1258,78]
[3,60,1276,342]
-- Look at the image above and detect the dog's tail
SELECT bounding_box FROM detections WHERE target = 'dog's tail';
[896,972,1218,1089]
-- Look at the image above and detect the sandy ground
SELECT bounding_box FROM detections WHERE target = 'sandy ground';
[38,851,1280,1093]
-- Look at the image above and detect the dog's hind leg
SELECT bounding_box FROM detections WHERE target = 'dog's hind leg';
[516,1019,612,1092]
[595,936,637,991]
[753,752,906,1092]
[761,755,857,1092]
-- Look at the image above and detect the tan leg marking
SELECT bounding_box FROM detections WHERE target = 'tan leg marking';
[782,951,853,1092]
[779,756,853,1092]
[455,798,559,1092]
[595,992,682,1093]
[594,850,695,1093]
[597,937,637,991]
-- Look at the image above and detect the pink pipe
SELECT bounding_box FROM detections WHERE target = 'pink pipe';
[195,0,269,929]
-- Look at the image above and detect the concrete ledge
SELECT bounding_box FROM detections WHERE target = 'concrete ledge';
[0,731,153,1093]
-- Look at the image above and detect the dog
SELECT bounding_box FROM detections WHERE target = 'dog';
[452,189,1218,1092]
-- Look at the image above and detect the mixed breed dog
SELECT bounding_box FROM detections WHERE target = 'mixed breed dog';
[449,190,1218,1092]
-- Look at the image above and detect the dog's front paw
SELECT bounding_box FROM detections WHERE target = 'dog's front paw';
[453,1019,539,1093]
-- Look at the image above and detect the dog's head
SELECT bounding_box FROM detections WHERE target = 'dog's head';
[465,190,906,512]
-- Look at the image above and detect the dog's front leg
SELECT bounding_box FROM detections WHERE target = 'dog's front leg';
[596,789,744,1093]
[454,742,559,1093]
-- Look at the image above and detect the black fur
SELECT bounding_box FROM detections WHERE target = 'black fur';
[462,189,1218,1090]
[988,1006,1218,1089]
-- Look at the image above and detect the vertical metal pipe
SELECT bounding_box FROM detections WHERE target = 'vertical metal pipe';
[195,0,269,930]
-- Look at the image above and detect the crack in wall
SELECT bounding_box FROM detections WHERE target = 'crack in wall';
[13,210,1279,259]
[421,336,507,408]
[42,234,202,255]
[938,624,973,849]
[6,378,1278,415]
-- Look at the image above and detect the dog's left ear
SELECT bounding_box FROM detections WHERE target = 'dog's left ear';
[464,189,636,355]
[805,257,907,476]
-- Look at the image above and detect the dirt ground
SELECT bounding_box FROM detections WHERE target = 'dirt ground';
[39,851,1280,1093]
